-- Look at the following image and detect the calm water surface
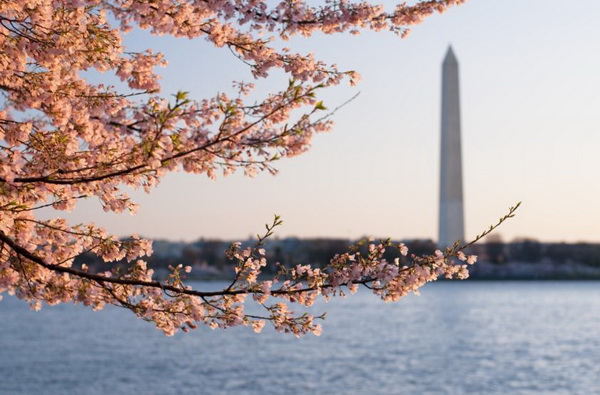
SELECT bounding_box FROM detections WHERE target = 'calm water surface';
[1,281,599,394]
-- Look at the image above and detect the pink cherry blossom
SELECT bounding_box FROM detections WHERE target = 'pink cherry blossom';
[0,0,518,337]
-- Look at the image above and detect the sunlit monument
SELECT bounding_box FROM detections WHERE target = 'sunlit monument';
[438,46,465,248]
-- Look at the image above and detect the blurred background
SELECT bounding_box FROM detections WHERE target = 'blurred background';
[40,0,600,245]
[5,3,600,395]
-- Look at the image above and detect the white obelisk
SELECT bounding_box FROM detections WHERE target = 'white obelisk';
[438,46,465,248]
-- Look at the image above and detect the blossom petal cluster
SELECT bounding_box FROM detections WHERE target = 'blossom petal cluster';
[0,0,471,336]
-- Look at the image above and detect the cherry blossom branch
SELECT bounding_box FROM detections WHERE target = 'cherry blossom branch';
[2,195,89,212]
[0,0,490,337]
[0,204,519,304]
[458,202,522,251]
[0,229,392,299]
[3,84,323,186]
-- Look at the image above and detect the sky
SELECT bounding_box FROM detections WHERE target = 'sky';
[42,0,600,243]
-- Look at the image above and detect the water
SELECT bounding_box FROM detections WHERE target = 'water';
[1,281,599,394]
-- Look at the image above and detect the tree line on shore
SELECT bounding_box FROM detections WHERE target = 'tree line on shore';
[74,236,600,278]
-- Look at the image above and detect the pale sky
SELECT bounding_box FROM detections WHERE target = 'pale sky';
[43,0,600,243]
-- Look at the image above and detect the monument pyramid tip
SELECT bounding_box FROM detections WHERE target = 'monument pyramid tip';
[443,45,457,63]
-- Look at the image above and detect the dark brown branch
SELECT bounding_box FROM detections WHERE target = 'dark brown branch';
[0,204,519,302]
[0,229,370,299]
[2,87,319,186]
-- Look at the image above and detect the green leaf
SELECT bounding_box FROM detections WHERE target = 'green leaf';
[175,91,189,101]
[315,101,327,111]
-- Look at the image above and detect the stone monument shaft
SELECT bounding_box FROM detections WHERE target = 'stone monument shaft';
[438,46,465,247]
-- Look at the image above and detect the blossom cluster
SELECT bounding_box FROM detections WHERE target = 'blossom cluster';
[0,0,473,335]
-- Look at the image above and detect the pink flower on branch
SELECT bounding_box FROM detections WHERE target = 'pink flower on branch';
[0,0,517,337]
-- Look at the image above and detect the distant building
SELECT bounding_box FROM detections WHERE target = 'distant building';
[438,46,465,248]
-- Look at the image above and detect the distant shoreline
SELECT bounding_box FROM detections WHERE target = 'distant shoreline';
[466,260,600,281]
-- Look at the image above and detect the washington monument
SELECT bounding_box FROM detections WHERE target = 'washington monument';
[438,46,465,248]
